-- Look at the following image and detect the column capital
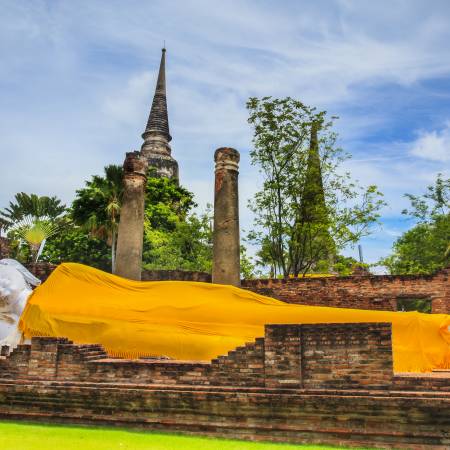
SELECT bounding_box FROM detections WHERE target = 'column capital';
[123,151,148,178]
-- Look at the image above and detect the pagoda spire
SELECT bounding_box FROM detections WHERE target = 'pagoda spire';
[301,121,326,221]
[297,121,335,271]
[141,48,179,180]
[142,48,171,142]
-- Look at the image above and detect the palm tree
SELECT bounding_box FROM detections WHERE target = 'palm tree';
[72,165,124,272]
[0,193,66,261]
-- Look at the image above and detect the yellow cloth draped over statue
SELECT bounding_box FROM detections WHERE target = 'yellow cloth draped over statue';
[19,263,450,373]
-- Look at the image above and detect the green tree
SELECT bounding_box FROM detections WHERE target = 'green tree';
[383,174,450,275]
[143,210,213,272]
[41,217,112,271]
[51,167,211,273]
[72,165,124,272]
[142,176,211,271]
[402,173,449,221]
[247,97,385,277]
[0,193,66,262]
[240,245,257,279]
[145,176,196,231]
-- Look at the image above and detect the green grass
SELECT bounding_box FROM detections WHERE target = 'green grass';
[0,421,371,450]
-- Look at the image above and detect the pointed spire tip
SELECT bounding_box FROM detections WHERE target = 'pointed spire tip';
[143,46,171,142]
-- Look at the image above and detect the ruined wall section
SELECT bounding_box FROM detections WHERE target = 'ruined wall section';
[0,323,394,390]
[141,269,211,282]
[300,323,393,389]
[0,237,10,259]
[243,268,450,314]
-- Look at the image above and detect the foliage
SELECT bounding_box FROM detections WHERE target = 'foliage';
[240,245,257,279]
[145,176,197,231]
[382,215,450,275]
[143,208,212,273]
[40,217,111,271]
[382,174,450,275]
[246,96,385,277]
[31,167,211,273]
[397,298,432,313]
[72,165,124,272]
[141,176,211,272]
[311,254,370,276]
[402,173,449,221]
[0,192,65,222]
[0,192,66,261]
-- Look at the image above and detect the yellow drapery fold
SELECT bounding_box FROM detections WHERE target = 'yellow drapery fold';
[19,263,450,372]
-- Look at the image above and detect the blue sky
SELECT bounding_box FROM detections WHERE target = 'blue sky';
[1,0,449,270]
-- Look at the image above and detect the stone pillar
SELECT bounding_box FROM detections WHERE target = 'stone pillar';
[115,152,148,281]
[212,148,240,286]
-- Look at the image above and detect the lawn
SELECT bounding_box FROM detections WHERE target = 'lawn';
[0,421,372,450]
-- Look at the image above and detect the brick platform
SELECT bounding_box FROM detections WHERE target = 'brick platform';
[1,323,449,448]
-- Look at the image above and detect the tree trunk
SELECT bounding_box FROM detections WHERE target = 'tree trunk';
[111,230,116,273]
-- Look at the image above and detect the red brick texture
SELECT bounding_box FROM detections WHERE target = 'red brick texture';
[301,323,393,390]
[0,237,10,259]
[141,269,211,282]
[1,323,449,448]
[26,262,57,283]
[242,267,450,314]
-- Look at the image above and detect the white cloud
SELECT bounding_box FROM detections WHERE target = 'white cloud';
[410,123,450,162]
[102,72,154,126]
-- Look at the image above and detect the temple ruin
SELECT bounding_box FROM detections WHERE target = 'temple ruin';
[140,48,179,180]
[0,48,449,450]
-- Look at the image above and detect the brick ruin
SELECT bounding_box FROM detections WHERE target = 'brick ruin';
[1,257,449,447]
[2,46,448,449]
[0,236,10,259]
[243,267,450,314]
[141,269,211,282]
[0,322,448,448]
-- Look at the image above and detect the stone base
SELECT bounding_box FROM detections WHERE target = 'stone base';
[146,154,179,180]
[1,324,449,448]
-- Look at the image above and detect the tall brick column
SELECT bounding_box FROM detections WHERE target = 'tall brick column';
[212,148,240,286]
[115,152,148,281]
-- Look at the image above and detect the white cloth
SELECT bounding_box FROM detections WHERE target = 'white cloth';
[0,260,36,348]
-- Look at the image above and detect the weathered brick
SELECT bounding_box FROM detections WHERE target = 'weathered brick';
[242,267,450,314]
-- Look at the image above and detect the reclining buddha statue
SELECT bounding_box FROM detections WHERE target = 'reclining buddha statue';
[1,260,449,373]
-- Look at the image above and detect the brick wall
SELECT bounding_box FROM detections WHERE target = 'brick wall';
[0,322,435,392]
[142,269,211,282]
[0,383,448,448]
[264,324,302,389]
[242,267,450,314]
[0,236,10,259]
[0,323,449,448]
[25,262,57,282]
[301,323,393,389]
